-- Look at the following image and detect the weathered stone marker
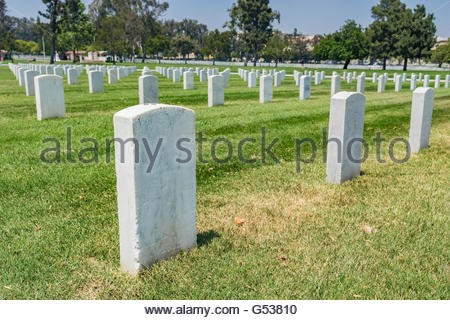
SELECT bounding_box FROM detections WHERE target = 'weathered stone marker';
[409,87,434,153]
[410,74,417,91]
[326,92,366,184]
[25,70,39,96]
[331,75,340,96]
[248,71,257,88]
[357,75,365,94]
[113,104,197,275]
[139,75,158,104]
[208,75,224,107]
[378,75,385,93]
[88,71,104,93]
[434,75,440,89]
[423,75,430,87]
[34,75,65,120]
[67,68,79,85]
[299,75,311,100]
[260,75,273,103]
[183,71,195,90]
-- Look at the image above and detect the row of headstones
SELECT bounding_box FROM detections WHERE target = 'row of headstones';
[154,66,231,86]
[113,86,435,275]
[8,63,137,97]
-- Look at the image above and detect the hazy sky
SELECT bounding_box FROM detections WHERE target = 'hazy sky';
[5,0,450,37]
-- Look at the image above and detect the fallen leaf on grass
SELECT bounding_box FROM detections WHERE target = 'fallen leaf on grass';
[361,224,373,235]
[234,217,246,226]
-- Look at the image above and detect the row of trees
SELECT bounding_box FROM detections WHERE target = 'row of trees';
[1,0,447,70]
[314,0,437,70]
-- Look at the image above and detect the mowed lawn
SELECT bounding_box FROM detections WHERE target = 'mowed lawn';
[0,63,449,300]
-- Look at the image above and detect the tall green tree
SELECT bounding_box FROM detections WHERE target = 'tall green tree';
[203,29,233,64]
[395,5,435,71]
[261,30,288,67]
[146,34,169,63]
[431,42,450,68]
[39,0,64,64]
[59,0,93,62]
[367,0,406,70]
[314,20,369,69]
[95,15,126,63]
[171,34,196,63]
[0,0,15,60]
[228,0,280,66]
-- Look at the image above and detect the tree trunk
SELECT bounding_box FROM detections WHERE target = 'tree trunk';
[438,62,442,68]
[343,59,350,70]
[73,49,76,63]
[403,57,408,71]
[141,48,146,63]
[50,35,56,64]
[275,60,278,68]
[382,58,387,70]
[213,58,215,66]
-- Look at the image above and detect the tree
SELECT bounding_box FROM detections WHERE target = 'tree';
[314,20,369,69]
[133,0,169,63]
[0,0,15,60]
[262,30,288,67]
[39,0,64,64]
[431,43,450,68]
[171,34,196,63]
[14,39,40,54]
[228,0,280,66]
[146,34,169,63]
[59,0,93,63]
[395,5,436,71]
[94,15,126,64]
[203,29,233,64]
[367,0,407,70]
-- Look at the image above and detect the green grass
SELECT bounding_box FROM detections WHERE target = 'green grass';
[0,63,449,300]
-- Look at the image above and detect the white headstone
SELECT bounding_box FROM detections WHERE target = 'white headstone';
[331,75,341,96]
[18,68,25,86]
[274,72,282,87]
[248,71,257,88]
[423,75,430,88]
[445,75,450,89]
[409,87,434,153]
[357,75,365,94]
[434,75,440,88]
[113,104,196,275]
[54,67,64,77]
[299,75,311,100]
[395,74,403,92]
[260,75,273,104]
[378,76,385,93]
[183,71,194,90]
[326,92,366,184]
[25,70,39,96]
[208,75,224,107]
[34,75,65,120]
[88,71,104,94]
[372,73,377,84]
[199,70,207,82]
[108,68,118,84]
[139,75,158,104]
[67,68,78,85]
[410,74,417,91]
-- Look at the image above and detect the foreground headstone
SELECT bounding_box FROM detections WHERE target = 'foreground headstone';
[409,87,434,153]
[299,75,311,100]
[18,68,25,86]
[139,75,158,104]
[34,75,65,120]
[113,104,197,275]
[25,70,39,96]
[88,71,104,94]
[208,75,224,107]
[260,75,273,103]
[326,92,366,184]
